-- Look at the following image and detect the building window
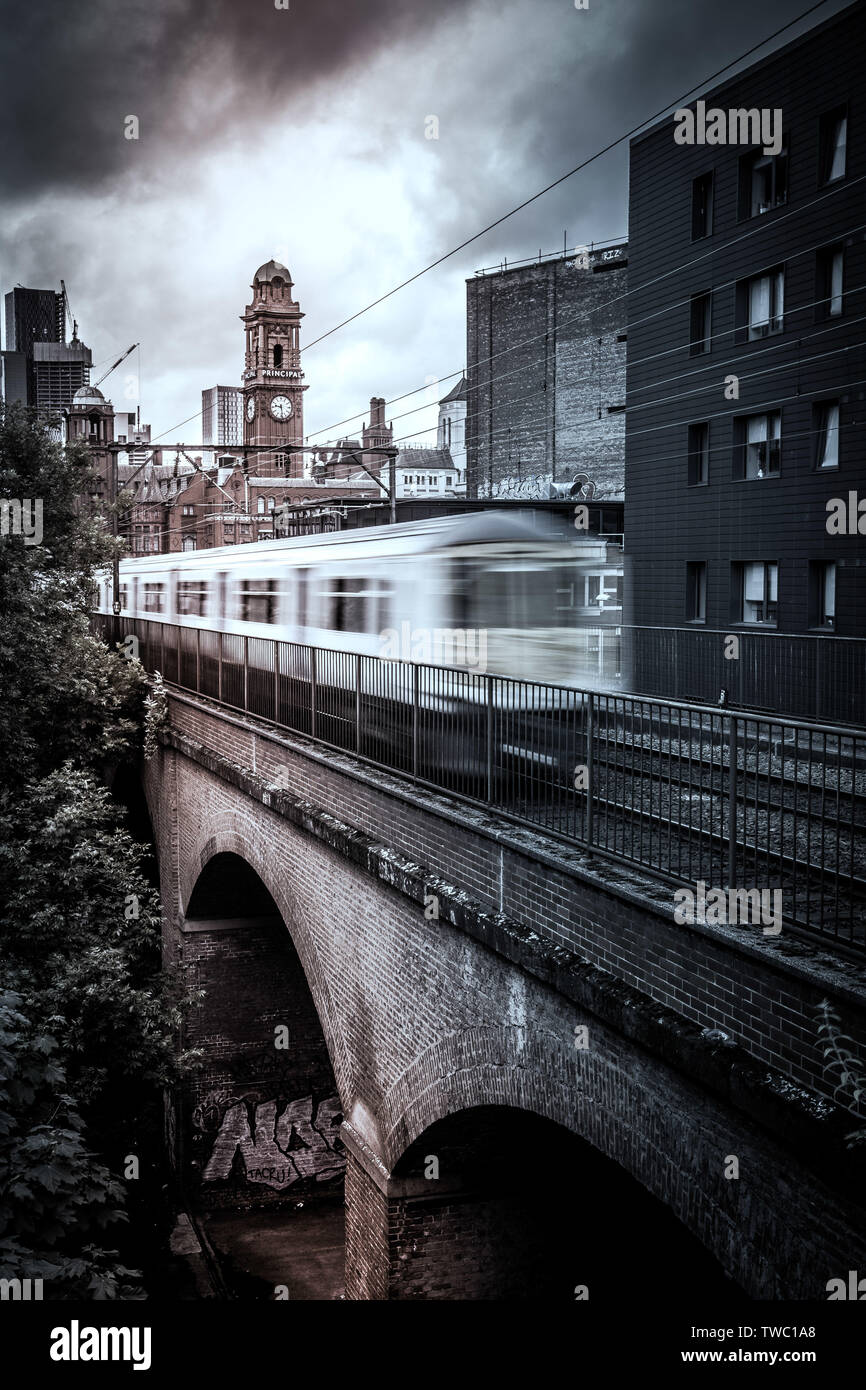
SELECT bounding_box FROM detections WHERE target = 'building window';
[739,268,784,340]
[182,504,194,516]
[734,411,781,479]
[689,292,712,355]
[738,144,787,219]
[811,561,836,629]
[691,171,714,240]
[257,497,265,514]
[814,401,840,470]
[181,537,196,552]
[735,561,777,625]
[819,106,847,185]
[273,344,283,368]
[816,245,844,319]
[686,562,707,622]
[687,422,710,486]
[267,496,275,511]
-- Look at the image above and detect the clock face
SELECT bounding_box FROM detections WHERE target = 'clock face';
[246,396,255,421]
[270,394,293,421]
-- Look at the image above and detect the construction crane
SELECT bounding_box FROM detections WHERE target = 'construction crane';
[93,342,138,389]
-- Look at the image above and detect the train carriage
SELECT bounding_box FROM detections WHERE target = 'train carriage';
[95,511,623,788]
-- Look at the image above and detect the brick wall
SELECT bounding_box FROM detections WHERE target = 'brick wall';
[162,691,866,1106]
[466,249,627,498]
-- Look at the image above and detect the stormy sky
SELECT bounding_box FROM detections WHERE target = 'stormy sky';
[0,0,850,449]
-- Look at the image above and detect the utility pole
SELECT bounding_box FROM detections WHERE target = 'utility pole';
[111,446,121,616]
[389,446,397,526]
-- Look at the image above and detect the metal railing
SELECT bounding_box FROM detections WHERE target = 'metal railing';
[621,624,866,726]
[94,615,866,955]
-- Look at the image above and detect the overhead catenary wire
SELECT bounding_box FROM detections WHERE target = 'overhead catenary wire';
[146,0,841,450]
[297,0,837,355]
[302,189,865,444]
[119,376,865,552]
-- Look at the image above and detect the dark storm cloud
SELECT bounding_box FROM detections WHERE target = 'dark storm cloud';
[408,0,852,268]
[0,0,472,199]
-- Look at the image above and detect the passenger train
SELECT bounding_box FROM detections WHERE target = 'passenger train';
[95,510,623,692]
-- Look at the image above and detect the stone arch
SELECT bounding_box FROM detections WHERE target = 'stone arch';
[179,818,352,1108]
[369,1021,777,1297]
[374,1101,741,1302]
[172,827,359,1276]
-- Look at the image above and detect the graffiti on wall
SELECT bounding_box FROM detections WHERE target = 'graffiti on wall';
[193,1090,345,1190]
[478,472,604,501]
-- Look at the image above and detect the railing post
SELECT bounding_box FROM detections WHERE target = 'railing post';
[486,675,494,803]
[412,663,420,779]
[218,629,223,703]
[355,653,362,753]
[274,640,280,723]
[243,635,249,712]
[196,624,201,693]
[727,713,738,885]
[585,692,595,845]
[160,621,165,678]
[310,646,317,739]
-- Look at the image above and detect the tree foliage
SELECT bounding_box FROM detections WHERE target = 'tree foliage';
[0,405,188,1297]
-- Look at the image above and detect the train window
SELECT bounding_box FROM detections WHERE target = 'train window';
[323,578,365,632]
[143,582,165,613]
[320,577,391,633]
[296,568,309,627]
[177,580,209,617]
[120,585,129,610]
[240,578,278,624]
[453,559,594,631]
[370,579,391,632]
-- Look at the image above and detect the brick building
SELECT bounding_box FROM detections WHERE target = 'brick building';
[465,245,627,499]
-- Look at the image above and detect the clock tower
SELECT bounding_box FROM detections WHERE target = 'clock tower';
[241,259,308,475]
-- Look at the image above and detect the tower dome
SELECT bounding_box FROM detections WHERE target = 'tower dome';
[253,259,292,285]
[72,384,107,407]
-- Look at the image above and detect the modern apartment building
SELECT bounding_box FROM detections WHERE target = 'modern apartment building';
[625,0,866,721]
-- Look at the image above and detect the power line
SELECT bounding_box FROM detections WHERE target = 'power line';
[148,1,837,448]
[298,0,836,354]
[302,188,864,447]
[116,372,864,552]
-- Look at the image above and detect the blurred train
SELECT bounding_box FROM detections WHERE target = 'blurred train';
[95,510,623,691]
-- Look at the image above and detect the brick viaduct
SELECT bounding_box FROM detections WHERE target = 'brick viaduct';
[138,686,866,1301]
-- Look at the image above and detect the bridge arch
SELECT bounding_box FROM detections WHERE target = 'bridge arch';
[180,824,352,1108]
[142,747,859,1300]
[372,1102,741,1302]
[178,839,351,1227]
[363,1023,751,1299]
